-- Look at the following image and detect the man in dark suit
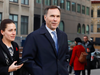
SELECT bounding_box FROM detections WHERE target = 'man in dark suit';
[82,35,95,75]
[22,5,69,75]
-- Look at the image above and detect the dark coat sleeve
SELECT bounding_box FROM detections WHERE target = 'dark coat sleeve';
[22,33,40,75]
[0,65,9,75]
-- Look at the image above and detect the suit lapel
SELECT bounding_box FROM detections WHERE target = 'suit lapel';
[11,42,17,60]
[40,24,58,56]
[0,40,13,62]
[56,28,63,55]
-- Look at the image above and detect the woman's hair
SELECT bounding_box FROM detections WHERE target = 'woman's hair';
[0,19,14,37]
[74,37,82,43]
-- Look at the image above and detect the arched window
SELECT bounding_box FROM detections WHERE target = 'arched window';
[77,23,81,34]
[82,24,85,34]
[59,21,64,31]
[86,25,89,34]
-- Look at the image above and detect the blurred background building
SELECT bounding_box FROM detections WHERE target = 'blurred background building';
[0,0,91,46]
[34,0,91,41]
[0,0,34,46]
[91,0,100,46]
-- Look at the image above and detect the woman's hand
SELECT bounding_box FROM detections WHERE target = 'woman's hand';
[8,61,23,72]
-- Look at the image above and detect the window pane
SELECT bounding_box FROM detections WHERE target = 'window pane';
[82,6,85,14]
[91,24,93,32]
[77,24,81,34]
[21,0,24,4]
[97,24,100,32]
[60,0,64,9]
[0,13,2,23]
[21,17,24,22]
[91,10,93,17]
[36,0,41,3]
[86,25,89,34]
[10,0,18,2]
[9,14,18,34]
[82,25,85,34]
[59,21,64,31]
[0,13,2,20]
[14,15,18,21]
[25,0,29,5]
[97,10,100,17]
[77,4,81,13]
[21,16,28,34]
[86,7,89,15]
[14,0,18,2]
[10,0,13,1]
[66,1,70,11]
[52,0,57,5]
[45,0,50,5]
[72,2,76,12]
[9,15,13,20]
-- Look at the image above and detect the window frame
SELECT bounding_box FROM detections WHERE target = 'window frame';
[77,4,81,13]
[91,24,93,32]
[82,24,85,34]
[97,9,100,17]
[52,0,58,5]
[9,14,18,34]
[60,0,65,9]
[21,16,28,35]
[77,24,81,34]
[91,10,93,17]
[82,5,85,14]
[21,0,29,5]
[86,7,90,15]
[97,24,100,32]
[86,25,89,34]
[66,1,70,11]
[0,13,2,24]
[45,0,51,6]
[59,21,64,31]
[36,0,41,4]
[9,0,18,3]
[72,2,76,12]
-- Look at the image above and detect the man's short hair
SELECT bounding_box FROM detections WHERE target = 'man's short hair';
[44,5,61,15]
[84,35,88,38]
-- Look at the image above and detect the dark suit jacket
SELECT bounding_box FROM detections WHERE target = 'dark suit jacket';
[22,24,69,75]
[0,38,19,75]
[82,41,95,60]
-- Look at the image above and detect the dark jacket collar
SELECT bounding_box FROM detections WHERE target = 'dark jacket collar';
[0,37,16,62]
[39,23,63,56]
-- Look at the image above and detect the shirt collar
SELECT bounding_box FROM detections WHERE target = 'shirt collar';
[45,25,56,33]
[6,45,13,49]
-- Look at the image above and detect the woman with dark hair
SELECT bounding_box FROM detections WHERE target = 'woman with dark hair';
[69,37,86,75]
[0,19,23,75]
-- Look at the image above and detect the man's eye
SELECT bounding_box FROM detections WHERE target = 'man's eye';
[9,30,12,31]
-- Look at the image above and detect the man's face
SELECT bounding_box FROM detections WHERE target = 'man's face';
[44,8,60,31]
[83,36,88,43]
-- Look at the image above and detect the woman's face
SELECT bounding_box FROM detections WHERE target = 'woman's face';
[1,23,16,42]
[74,41,77,45]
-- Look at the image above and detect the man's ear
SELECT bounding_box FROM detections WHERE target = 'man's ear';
[1,30,4,35]
[44,15,46,21]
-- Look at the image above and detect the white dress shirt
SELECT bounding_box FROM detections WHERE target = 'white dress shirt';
[45,25,57,39]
